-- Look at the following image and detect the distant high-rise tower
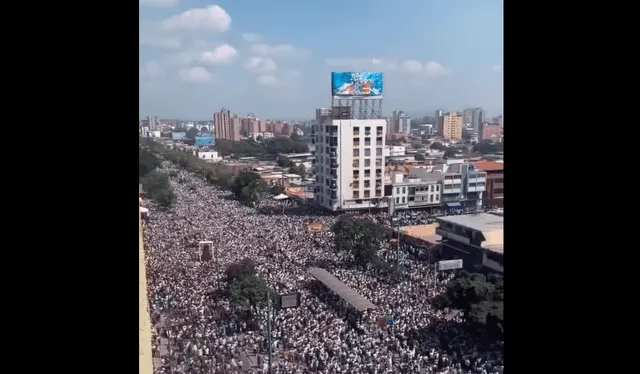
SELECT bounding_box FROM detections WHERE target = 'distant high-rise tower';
[463,108,485,132]
[213,108,239,141]
[443,112,463,140]
[435,109,444,134]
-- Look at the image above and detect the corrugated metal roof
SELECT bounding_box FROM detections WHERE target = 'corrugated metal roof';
[307,268,377,312]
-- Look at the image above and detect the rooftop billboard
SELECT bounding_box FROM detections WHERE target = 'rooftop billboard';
[195,136,215,147]
[171,132,186,140]
[331,72,383,98]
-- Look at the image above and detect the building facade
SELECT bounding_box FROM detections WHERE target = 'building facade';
[435,214,504,273]
[314,114,387,211]
[213,108,240,141]
[472,161,503,207]
[443,112,463,140]
[481,123,502,142]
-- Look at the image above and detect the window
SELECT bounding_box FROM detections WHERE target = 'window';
[365,126,371,135]
[353,191,359,198]
[352,160,359,167]
[353,171,359,178]
[430,195,434,202]
[364,190,370,198]
[402,197,406,204]
[430,185,434,192]
[364,180,371,188]
[364,169,371,177]
[364,138,371,146]
[353,128,359,135]
[364,159,371,167]
[353,149,360,157]
[396,187,400,194]
[376,147,382,155]
[364,149,371,157]
[435,195,439,201]
[402,187,406,193]
[436,185,440,191]
[395,197,400,204]
[495,188,504,194]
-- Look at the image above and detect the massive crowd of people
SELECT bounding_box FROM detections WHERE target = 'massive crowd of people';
[142,161,504,374]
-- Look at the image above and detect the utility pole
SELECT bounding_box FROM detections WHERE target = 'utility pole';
[266,291,273,374]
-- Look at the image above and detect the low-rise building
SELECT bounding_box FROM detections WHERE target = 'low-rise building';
[278,152,315,170]
[435,213,503,273]
[472,161,503,208]
[197,150,221,162]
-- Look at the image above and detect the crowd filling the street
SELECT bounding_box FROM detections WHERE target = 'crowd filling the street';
[142,155,504,374]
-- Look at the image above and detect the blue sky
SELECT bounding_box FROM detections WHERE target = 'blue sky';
[140,0,503,120]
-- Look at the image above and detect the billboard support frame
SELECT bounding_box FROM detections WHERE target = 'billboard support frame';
[332,97,383,119]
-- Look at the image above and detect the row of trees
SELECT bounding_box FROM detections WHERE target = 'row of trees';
[147,140,272,204]
[139,147,175,207]
[436,271,504,340]
[215,137,309,158]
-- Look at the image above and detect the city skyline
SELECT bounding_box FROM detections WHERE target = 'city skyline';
[140,0,503,119]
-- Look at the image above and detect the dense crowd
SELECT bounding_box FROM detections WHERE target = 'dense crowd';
[143,161,504,374]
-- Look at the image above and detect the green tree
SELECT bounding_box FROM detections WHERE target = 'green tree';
[139,148,160,178]
[473,140,503,154]
[437,272,504,340]
[333,217,385,266]
[186,127,199,140]
[288,164,306,177]
[277,158,293,168]
[264,138,309,155]
[232,171,270,202]
[444,148,457,158]
[271,185,285,195]
[141,171,175,208]
[430,141,447,150]
[414,153,426,161]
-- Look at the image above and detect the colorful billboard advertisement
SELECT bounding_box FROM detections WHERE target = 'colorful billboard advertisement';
[171,132,186,140]
[331,72,383,97]
[195,136,215,147]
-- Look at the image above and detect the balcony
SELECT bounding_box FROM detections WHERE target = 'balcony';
[467,186,485,192]
[444,179,462,185]
[330,183,337,190]
[353,144,360,149]
[443,188,462,194]
[375,173,382,178]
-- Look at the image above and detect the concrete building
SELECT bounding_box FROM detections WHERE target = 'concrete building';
[398,113,411,135]
[213,108,240,141]
[314,115,387,211]
[435,109,444,134]
[278,152,315,170]
[462,108,485,132]
[481,123,502,142]
[383,146,406,157]
[197,150,221,162]
[436,213,503,273]
[472,161,504,207]
[443,112,463,140]
[388,171,442,209]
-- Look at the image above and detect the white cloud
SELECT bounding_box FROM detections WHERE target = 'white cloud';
[179,67,212,83]
[249,44,309,59]
[257,75,278,86]
[140,22,182,48]
[326,58,450,77]
[141,61,166,77]
[242,33,262,43]
[139,0,178,7]
[244,57,277,74]
[200,44,237,64]
[160,5,231,32]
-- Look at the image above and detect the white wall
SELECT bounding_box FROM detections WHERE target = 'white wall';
[197,151,220,161]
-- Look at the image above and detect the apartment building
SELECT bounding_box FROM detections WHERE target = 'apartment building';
[213,108,240,141]
[481,123,502,142]
[314,108,387,211]
[387,172,442,209]
[472,161,503,207]
[443,112,463,140]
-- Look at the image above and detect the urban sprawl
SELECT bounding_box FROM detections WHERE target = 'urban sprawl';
[140,101,504,374]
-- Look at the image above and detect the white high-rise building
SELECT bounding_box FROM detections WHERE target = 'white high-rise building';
[314,118,387,211]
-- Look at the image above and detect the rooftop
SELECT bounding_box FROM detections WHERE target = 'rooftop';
[472,161,504,172]
[437,213,503,232]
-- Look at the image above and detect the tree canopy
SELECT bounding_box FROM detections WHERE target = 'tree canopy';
[430,141,447,150]
[333,217,385,266]
[437,271,504,340]
[414,153,426,161]
[444,148,457,158]
[140,170,175,208]
[473,140,503,154]
[231,171,270,203]
[214,138,309,158]
[224,258,275,309]
[139,147,160,178]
